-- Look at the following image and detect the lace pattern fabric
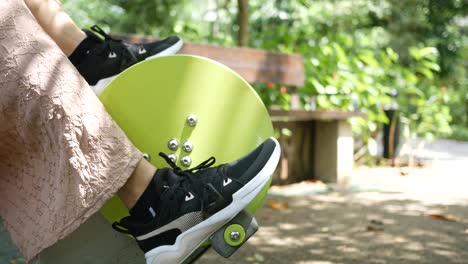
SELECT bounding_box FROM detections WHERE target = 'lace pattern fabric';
[0,0,142,261]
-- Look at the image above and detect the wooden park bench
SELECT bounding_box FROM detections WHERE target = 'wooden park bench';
[39,36,364,263]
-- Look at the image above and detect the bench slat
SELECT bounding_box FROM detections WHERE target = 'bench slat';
[270,109,366,122]
[114,34,305,87]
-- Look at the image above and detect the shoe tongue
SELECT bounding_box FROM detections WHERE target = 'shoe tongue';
[166,169,181,185]
[154,168,181,194]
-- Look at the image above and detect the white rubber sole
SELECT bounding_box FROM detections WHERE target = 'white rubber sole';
[90,39,184,96]
[145,137,281,264]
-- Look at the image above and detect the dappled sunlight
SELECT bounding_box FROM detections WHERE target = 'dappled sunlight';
[199,189,468,263]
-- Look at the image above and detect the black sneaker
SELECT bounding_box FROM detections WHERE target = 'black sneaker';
[77,25,183,94]
[112,137,280,264]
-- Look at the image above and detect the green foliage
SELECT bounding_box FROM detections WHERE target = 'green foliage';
[254,83,291,110]
[447,125,468,141]
[370,0,468,138]
[61,0,124,30]
[61,0,465,144]
[62,0,191,36]
[245,0,454,142]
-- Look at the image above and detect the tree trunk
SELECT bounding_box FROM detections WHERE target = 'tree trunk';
[237,0,248,46]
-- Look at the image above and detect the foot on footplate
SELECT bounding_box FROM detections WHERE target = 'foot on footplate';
[182,210,259,263]
[210,210,258,258]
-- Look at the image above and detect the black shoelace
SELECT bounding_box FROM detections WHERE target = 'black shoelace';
[158,152,216,177]
[157,152,226,213]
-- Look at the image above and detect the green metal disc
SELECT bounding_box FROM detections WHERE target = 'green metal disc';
[223,224,246,247]
[98,55,273,225]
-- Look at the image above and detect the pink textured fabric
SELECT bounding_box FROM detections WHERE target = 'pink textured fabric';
[0,0,142,261]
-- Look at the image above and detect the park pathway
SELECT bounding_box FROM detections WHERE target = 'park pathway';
[198,139,468,264]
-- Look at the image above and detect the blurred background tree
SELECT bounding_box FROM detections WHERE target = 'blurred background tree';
[62,0,467,146]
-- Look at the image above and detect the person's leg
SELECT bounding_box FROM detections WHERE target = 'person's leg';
[23,0,86,56]
[22,0,158,210]
[0,0,143,260]
[118,158,156,209]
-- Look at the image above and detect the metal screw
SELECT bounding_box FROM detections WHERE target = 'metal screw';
[182,140,193,153]
[167,138,179,151]
[143,153,151,161]
[186,114,198,127]
[181,156,192,167]
[230,231,240,241]
[168,154,177,163]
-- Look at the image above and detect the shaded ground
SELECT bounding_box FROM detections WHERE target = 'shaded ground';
[200,194,468,264]
[199,164,468,264]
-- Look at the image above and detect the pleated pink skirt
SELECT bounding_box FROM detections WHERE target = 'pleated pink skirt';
[0,0,142,261]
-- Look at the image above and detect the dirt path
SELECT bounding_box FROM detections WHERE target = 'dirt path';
[198,139,468,264]
[199,169,468,264]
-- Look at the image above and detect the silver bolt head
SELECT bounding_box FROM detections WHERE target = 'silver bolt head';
[186,114,198,127]
[168,154,177,163]
[182,140,193,152]
[230,231,241,241]
[167,138,179,151]
[181,156,192,167]
[143,153,151,161]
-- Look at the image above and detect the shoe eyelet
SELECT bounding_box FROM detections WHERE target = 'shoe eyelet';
[138,47,147,54]
[185,192,195,201]
[223,177,232,186]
